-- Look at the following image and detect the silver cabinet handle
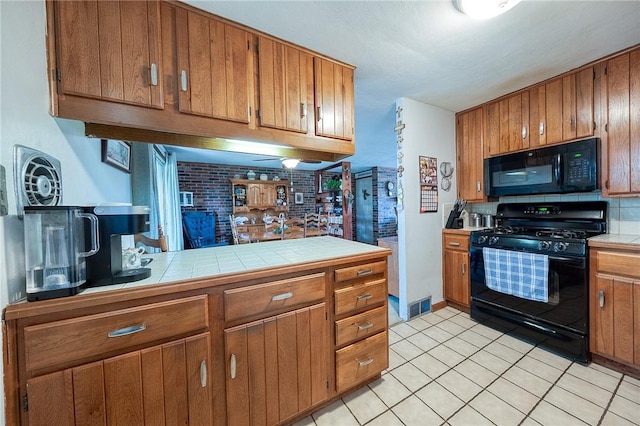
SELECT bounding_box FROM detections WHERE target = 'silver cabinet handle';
[317,106,322,121]
[180,70,188,92]
[357,294,373,301]
[300,102,307,118]
[522,126,527,139]
[476,181,481,192]
[462,263,466,274]
[230,354,237,379]
[449,242,460,247]
[598,290,605,308]
[272,292,293,301]
[357,321,374,331]
[200,360,207,388]
[150,63,158,86]
[539,121,544,135]
[108,324,146,338]
[357,358,374,367]
[357,269,373,276]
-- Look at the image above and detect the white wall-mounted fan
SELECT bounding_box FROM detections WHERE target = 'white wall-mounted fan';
[14,145,62,218]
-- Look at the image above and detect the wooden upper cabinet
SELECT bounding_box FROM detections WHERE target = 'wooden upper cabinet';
[314,58,355,141]
[176,8,250,124]
[456,107,485,201]
[604,49,640,196]
[53,0,163,108]
[258,37,312,133]
[483,93,528,156]
[543,68,594,145]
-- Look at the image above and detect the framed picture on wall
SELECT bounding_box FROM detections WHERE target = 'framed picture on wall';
[295,192,304,204]
[101,139,132,173]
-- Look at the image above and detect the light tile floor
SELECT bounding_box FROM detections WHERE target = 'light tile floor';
[295,306,640,426]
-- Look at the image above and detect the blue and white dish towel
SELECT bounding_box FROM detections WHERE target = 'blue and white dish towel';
[482,247,549,303]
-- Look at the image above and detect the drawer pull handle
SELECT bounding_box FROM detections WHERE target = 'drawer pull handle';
[150,63,158,86]
[230,354,237,379]
[357,269,373,276]
[357,357,374,367]
[357,321,374,331]
[598,290,605,308]
[108,324,146,338]
[200,360,207,388]
[357,294,373,301]
[272,292,293,301]
[449,242,460,247]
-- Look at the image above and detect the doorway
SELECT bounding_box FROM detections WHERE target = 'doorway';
[355,171,373,244]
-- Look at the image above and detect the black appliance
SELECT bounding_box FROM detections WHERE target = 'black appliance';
[470,201,607,363]
[84,205,152,287]
[485,138,598,197]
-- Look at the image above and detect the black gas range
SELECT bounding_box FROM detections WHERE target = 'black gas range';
[470,201,607,363]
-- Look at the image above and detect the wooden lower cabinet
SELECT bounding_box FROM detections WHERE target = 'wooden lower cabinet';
[442,230,470,309]
[589,246,640,371]
[224,303,328,425]
[26,333,212,425]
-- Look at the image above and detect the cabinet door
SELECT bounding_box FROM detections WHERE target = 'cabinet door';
[484,101,501,156]
[443,249,469,307]
[247,183,262,207]
[262,184,277,206]
[545,78,564,144]
[258,37,311,133]
[314,58,354,141]
[225,303,328,426]
[456,108,484,201]
[26,333,211,425]
[605,50,640,195]
[55,0,163,108]
[176,9,250,123]
[591,275,635,364]
[528,85,546,147]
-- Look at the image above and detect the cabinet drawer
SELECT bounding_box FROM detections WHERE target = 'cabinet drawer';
[335,331,388,392]
[335,306,387,347]
[224,273,325,323]
[443,234,469,251]
[334,279,387,316]
[24,295,208,372]
[334,261,386,283]
[595,251,640,278]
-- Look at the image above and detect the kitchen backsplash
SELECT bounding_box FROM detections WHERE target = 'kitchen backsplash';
[469,192,640,235]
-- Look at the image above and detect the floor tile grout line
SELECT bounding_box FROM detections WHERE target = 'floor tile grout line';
[595,375,626,426]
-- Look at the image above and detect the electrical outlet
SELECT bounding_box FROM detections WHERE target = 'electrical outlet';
[0,165,8,216]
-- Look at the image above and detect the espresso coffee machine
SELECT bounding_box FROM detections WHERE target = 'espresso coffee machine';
[84,205,152,287]
[24,206,99,301]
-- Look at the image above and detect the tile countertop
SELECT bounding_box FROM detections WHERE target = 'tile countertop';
[82,236,390,295]
[588,233,640,249]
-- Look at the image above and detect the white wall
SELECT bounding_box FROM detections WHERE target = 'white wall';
[0,1,132,419]
[396,98,456,320]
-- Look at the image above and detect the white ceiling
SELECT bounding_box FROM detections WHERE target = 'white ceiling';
[169,0,640,172]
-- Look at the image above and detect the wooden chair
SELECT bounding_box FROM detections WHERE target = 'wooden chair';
[282,217,305,240]
[134,224,168,252]
[304,213,329,238]
[230,215,251,244]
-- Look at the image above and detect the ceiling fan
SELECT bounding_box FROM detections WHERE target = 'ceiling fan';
[253,156,322,168]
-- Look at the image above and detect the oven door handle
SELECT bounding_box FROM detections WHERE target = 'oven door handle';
[521,319,570,341]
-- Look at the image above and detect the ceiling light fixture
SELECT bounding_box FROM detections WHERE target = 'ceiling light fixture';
[282,158,300,169]
[453,0,521,19]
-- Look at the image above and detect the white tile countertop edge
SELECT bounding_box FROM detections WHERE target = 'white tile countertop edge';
[588,233,640,246]
[81,237,389,295]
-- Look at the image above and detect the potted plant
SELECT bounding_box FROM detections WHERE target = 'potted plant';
[323,177,341,192]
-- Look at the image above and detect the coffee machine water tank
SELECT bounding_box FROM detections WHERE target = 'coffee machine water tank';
[24,206,99,301]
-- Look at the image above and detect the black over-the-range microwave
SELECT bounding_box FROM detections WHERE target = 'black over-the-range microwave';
[484,138,599,197]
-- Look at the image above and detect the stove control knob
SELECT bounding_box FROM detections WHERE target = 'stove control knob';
[478,235,489,244]
[538,241,552,251]
[489,236,499,245]
[553,242,568,252]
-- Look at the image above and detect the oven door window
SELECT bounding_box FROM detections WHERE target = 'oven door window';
[470,247,587,333]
